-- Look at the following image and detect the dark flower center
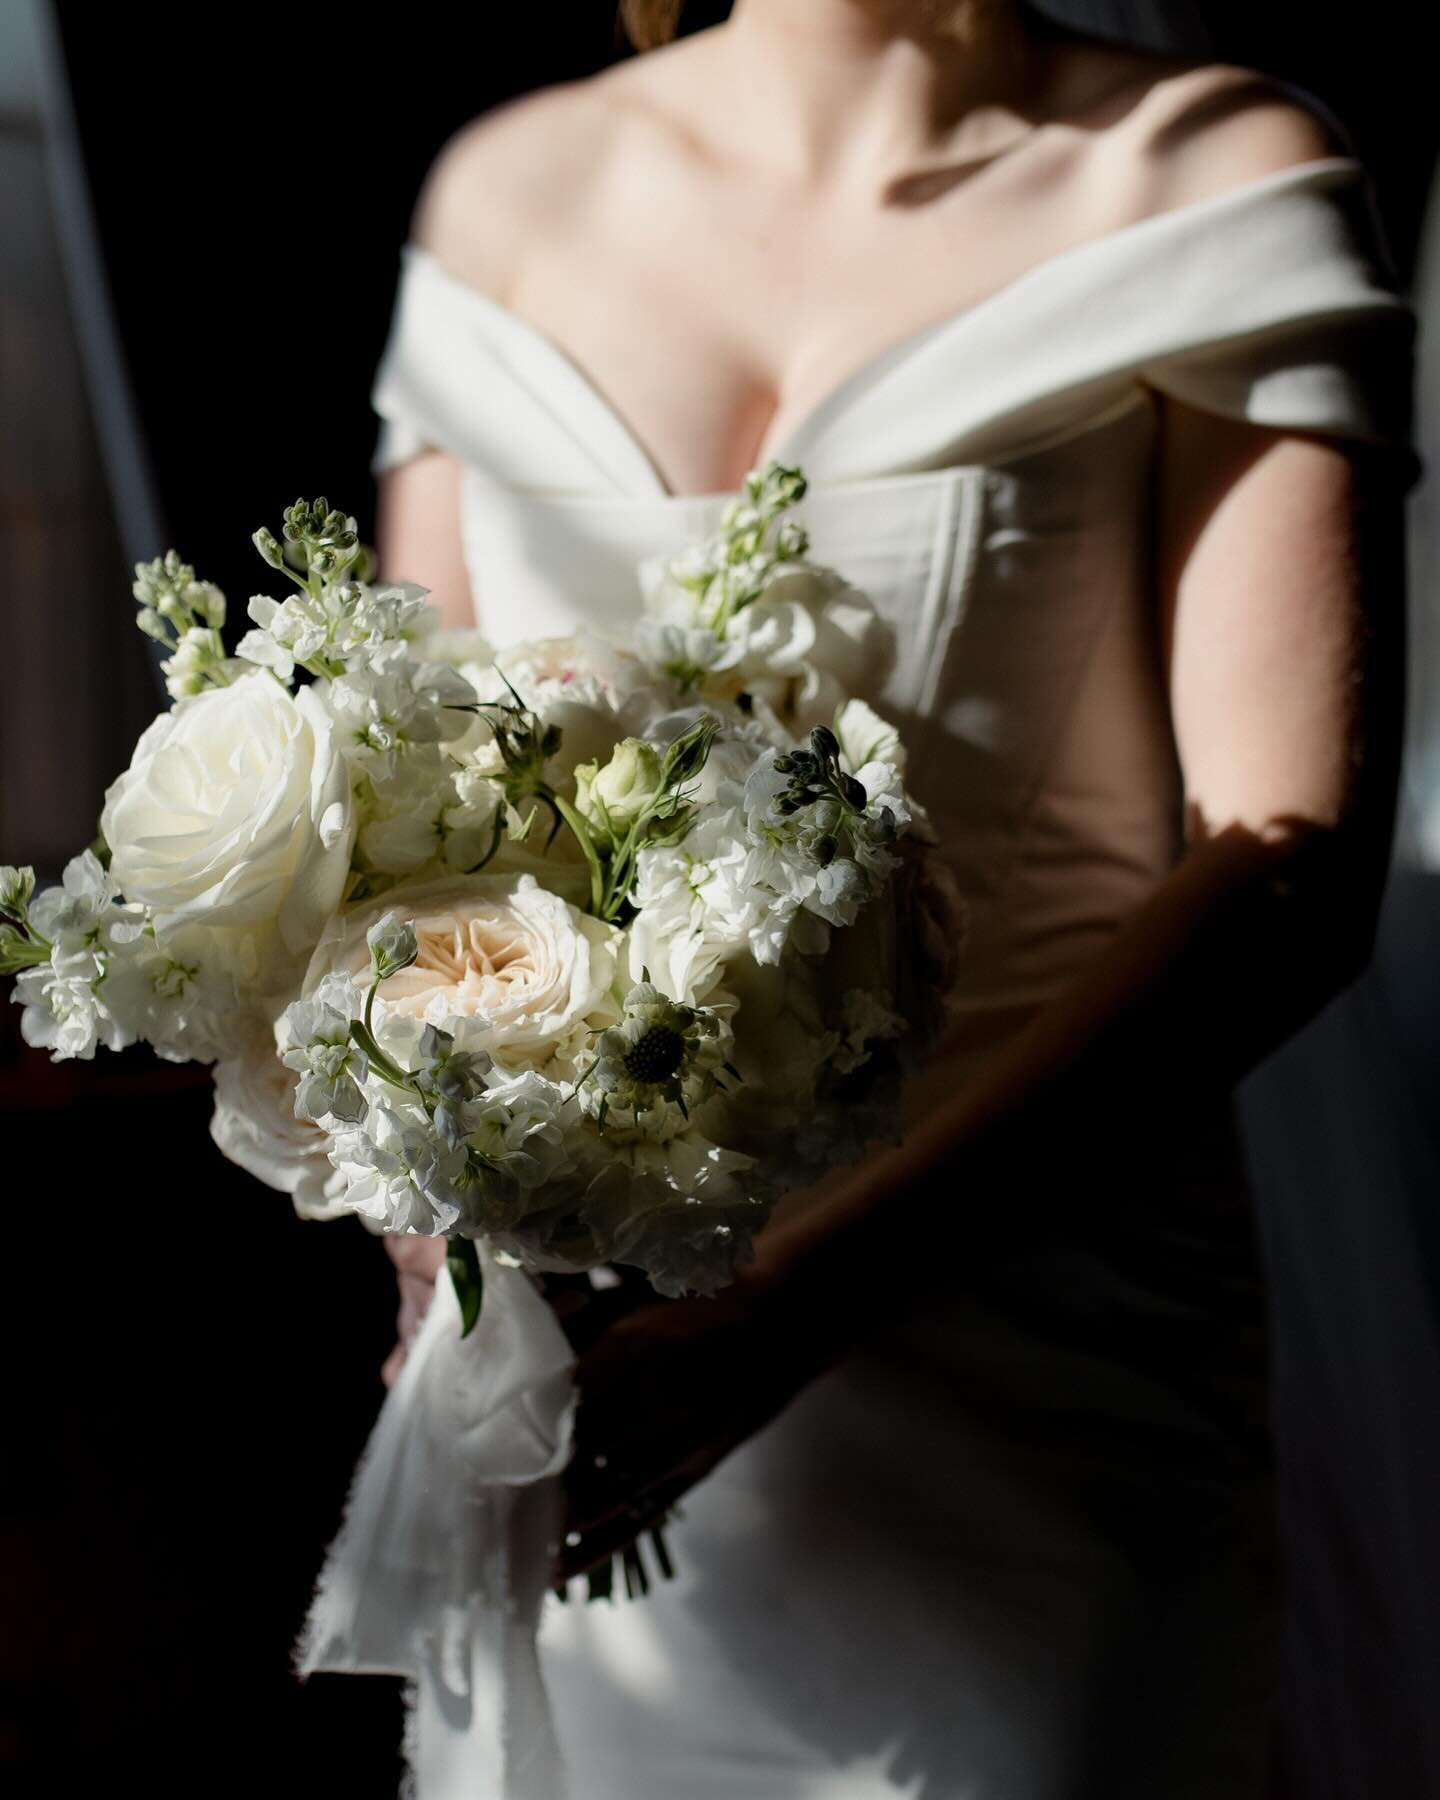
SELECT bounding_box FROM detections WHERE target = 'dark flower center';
[623,1025,686,1084]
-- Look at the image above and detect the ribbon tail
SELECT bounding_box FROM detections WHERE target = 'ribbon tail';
[294,1244,577,1800]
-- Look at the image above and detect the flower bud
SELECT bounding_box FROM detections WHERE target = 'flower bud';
[366,912,419,981]
[190,581,227,628]
[809,724,840,761]
[658,714,720,788]
[0,865,36,917]
[574,738,666,839]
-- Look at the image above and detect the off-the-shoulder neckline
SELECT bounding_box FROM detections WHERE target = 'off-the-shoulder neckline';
[396,154,1371,500]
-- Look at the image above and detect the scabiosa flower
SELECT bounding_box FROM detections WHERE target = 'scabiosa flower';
[577,979,736,1137]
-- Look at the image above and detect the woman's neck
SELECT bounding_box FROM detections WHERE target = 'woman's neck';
[714,0,1057,188]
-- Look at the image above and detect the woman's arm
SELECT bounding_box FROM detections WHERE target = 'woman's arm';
[754,404,1408,1349]
[374,451,477,631]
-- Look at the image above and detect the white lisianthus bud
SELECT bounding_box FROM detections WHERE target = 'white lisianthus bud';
[367,913,419,981]
[573,738,665,840]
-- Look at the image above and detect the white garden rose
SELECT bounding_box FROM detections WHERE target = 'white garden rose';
[306,871,621,1077]
[100,674,354,971]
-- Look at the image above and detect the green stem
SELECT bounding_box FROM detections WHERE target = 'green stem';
[550,792,607,917]
[603,814,649,922]
[350,1016,416,1094]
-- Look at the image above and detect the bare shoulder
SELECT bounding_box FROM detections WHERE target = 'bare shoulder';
[405,75,635,298]
[1110,59,1352,210]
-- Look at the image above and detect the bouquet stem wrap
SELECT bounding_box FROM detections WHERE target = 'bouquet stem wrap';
[295,1241,578,1799]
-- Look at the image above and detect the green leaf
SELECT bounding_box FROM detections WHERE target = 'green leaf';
[447,1236,484,1338]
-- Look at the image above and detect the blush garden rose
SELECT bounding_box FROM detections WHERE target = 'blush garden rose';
[308,871,622,1078]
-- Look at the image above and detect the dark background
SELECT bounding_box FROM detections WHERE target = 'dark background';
[2,3,1436,1794]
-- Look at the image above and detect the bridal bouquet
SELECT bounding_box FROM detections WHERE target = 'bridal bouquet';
[3,461,963,1329]
[2,459,966,1793]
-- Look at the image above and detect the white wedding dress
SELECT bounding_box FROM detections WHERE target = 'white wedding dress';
[361,153,1419,1800]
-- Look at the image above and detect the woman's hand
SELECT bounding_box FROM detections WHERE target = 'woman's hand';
[371,1150,904,1587]
[551,1246,851,1589]
[379,1233,447,1389]
[377,1235,643,1388]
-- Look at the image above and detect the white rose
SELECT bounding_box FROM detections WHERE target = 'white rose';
[100,675,354,969]
[305,871,621,1077]
[210,1030,350,1221]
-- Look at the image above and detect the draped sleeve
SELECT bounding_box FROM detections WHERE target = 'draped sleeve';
[367,246,479,480]
[1132,157,1422,488]
[365,245,665,496]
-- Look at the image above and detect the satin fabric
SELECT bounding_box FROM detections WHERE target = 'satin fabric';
[354,154,1419,1798]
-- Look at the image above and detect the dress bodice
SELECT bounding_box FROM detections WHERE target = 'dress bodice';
[366,154,1420,1095]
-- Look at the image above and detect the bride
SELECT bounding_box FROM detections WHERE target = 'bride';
[364,1,1416,1794]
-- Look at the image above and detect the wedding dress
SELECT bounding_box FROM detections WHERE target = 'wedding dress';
[358,152,1419,1799]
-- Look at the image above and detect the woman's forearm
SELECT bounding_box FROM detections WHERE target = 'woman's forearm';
[750,812,1388,1351]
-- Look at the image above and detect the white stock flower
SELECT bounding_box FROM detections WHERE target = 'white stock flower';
[328,1099,471,1235]
[833,697,905,777]
[637,545,895,732]
[323,660,477,780]
[11,852,133,1060]
[98,918,239,1063]
[356,755,503,879]
[279,970,370,1123]
[238,578,439,682]
[100,675,354,974]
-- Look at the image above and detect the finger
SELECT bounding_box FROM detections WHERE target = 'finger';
[385,1234,446,1278]
[398,1270,438,1325]
[380,1342,407,1390]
